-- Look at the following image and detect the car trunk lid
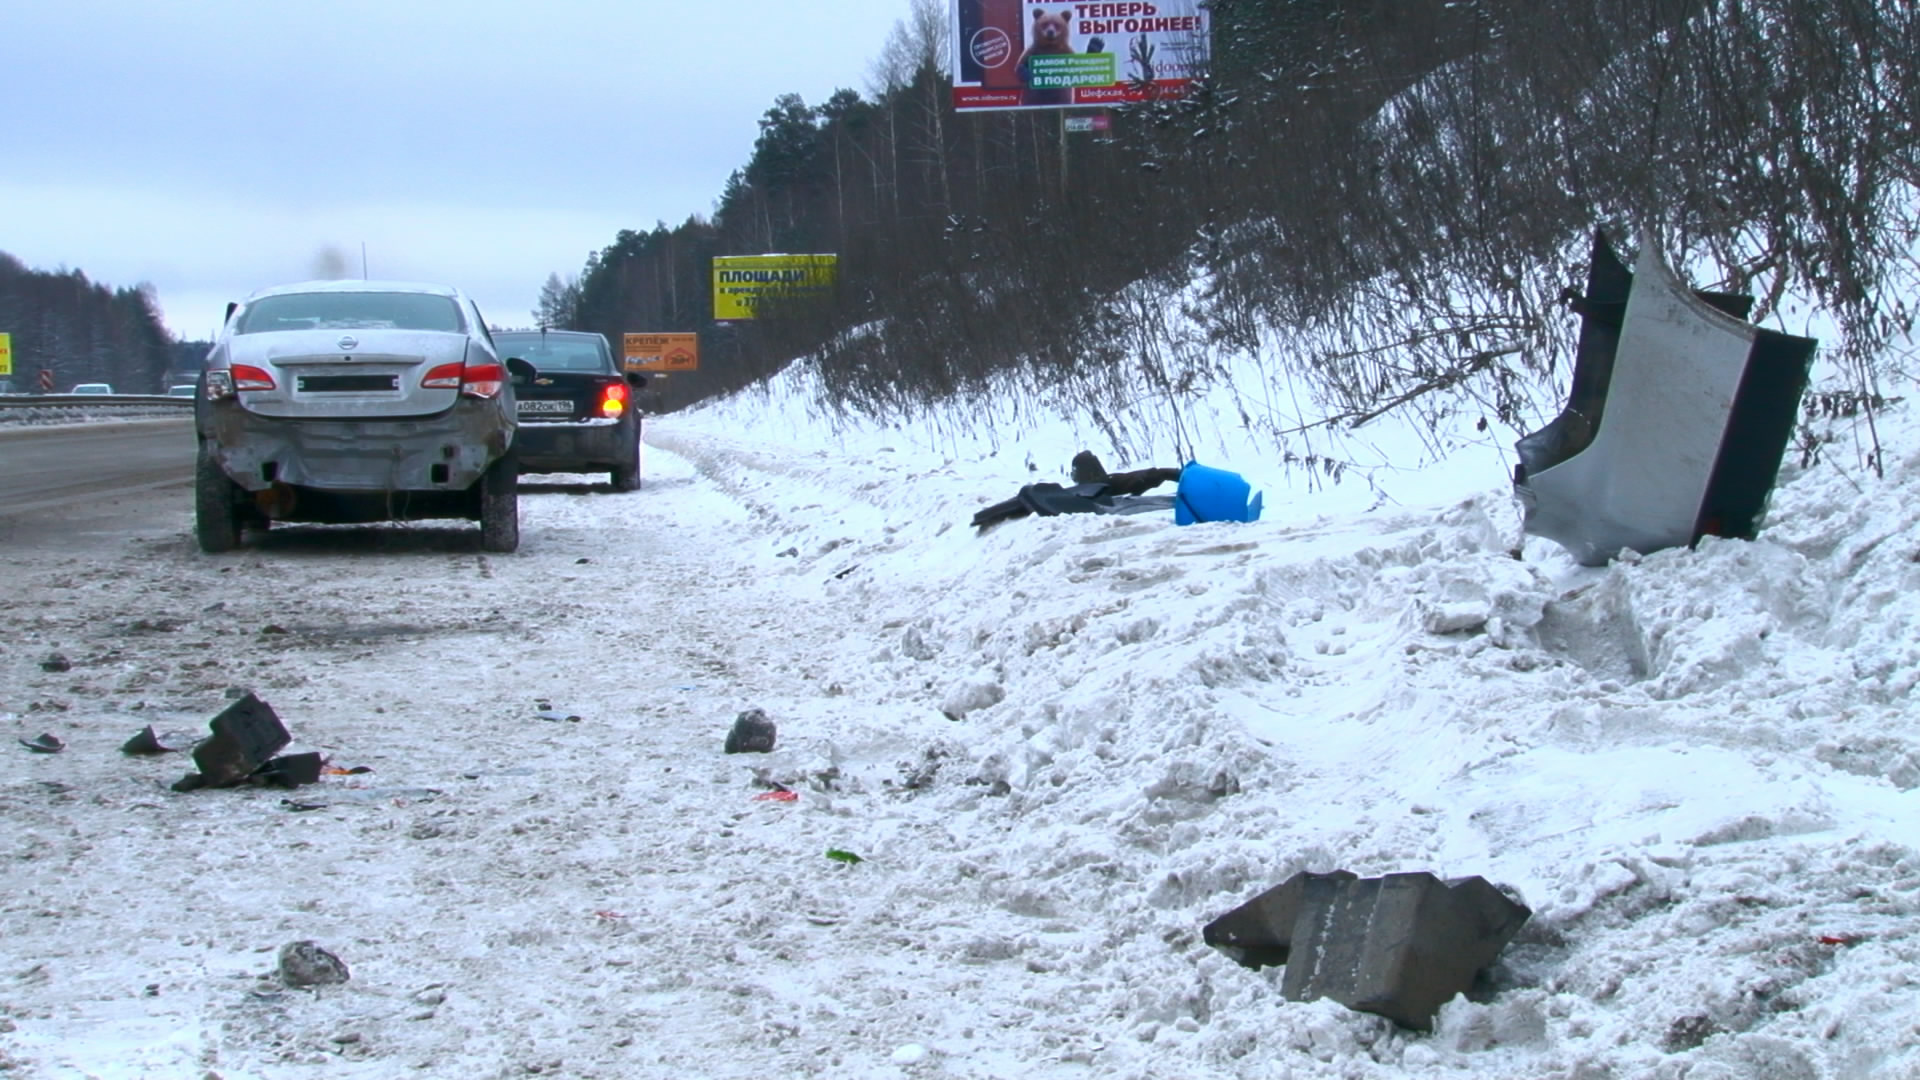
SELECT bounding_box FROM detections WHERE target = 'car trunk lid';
[513,369,626,423]
[228,330,468,419]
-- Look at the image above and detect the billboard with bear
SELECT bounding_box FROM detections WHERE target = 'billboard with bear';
[950,0,1210,111]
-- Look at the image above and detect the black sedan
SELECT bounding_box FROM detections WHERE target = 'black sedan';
[495,330,648,490]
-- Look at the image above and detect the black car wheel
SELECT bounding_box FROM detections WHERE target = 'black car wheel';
[610,449,641,492]
[610,419,642,492]
[477,452,520,553]
[194,444,247,553]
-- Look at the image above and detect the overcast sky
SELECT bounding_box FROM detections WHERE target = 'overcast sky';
[3,0,915,339]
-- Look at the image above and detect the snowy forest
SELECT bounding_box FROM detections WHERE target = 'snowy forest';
[0,253,177,393]
[550,0,1919,453]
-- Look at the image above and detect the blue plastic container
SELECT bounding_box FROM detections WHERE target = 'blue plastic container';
[1175,462,1264,525]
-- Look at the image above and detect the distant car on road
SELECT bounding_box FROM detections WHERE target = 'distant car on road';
[166,384,198,398]
[71,383,114,394]
[492,329,648,490]
[193,280,532,553]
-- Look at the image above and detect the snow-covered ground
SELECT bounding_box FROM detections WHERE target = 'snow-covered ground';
[3,367,1917,1079]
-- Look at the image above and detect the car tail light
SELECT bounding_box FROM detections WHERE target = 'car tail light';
[420,361,505,398]
[232,364,276,392]
[599,381,629,418]
[460,362,504,399]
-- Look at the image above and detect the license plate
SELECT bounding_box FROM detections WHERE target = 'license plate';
[517,399,574,415]
[299,374,397,393]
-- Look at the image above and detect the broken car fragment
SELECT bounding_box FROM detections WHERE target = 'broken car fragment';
[1204,870,1531,1031]
[1514,230,1817,566]
[121,726,199,755]
[253,751,325,788]
[187,691,289,786]
[169,693,324,791]
[277,940,351,987]
[725,708,778,754]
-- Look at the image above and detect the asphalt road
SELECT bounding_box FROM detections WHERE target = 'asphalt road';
[0,419,196,549]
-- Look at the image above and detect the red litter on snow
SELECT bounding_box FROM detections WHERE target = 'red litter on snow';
[753,790,798,803]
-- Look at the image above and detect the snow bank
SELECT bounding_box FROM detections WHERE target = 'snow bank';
[3,360,1914,1078]
[657,369,1920,1078]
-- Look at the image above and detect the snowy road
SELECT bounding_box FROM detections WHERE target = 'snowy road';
[2,445,957,1077]
[4,396,1920,1079]
[5,436,1165,1079]
[0,419,194,524]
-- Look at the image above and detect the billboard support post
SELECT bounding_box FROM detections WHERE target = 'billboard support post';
[1060,110,1068,191]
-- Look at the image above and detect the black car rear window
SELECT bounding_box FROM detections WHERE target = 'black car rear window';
[493,335,610,372]
[235,293,465,334]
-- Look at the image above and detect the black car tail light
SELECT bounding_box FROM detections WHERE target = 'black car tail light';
[599,381,629,418]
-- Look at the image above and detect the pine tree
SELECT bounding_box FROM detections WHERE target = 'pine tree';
[534,272,581,329]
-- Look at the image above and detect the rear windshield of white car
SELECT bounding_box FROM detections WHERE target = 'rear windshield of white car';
[235,293,466,334]
[493,335,610,372]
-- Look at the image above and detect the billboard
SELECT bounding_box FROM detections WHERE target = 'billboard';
[951,0,1210,112]
[712,254,838,321]
[623,333,699,373]
[0,332,11,376]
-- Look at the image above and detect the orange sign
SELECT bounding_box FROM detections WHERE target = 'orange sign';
[623,332,698,373]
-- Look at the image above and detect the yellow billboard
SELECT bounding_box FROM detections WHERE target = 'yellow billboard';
[0,332,12,376]
[712,254,837,321]
[623,333,699,373]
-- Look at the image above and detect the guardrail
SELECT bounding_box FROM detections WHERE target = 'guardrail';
[0,394,195,410]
